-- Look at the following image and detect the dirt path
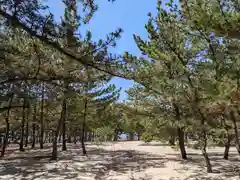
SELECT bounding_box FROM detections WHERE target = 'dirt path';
[0,141,239,180]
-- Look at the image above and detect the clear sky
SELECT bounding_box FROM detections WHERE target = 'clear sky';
[47,0,158,101]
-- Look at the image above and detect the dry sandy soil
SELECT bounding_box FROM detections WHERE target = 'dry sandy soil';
[0,141,240,180]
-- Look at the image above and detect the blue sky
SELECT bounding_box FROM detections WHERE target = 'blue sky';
[47,0,158,101]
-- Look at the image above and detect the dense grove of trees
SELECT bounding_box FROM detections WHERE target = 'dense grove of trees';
[1,0,240,174]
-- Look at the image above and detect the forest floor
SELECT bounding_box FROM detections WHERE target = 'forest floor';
[0,141,239,180]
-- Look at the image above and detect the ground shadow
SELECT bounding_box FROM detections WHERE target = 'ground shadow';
[0,144,240,180]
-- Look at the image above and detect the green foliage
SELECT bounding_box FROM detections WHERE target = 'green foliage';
[141,132,153,143]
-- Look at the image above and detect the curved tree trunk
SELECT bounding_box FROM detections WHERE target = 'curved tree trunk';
[200,113,212,173]
[178,127,187,160]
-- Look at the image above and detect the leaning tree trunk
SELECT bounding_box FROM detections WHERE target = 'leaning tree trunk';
[230,110,240,155]
[199,113,212,173]
[177,127,187,160]
[1,94,13,157]
[39,81,44,149]
[224,133,232,160]
[173,104,187,159]
[222,118,233,160]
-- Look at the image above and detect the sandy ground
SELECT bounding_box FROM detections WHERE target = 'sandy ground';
[0,141,240,180]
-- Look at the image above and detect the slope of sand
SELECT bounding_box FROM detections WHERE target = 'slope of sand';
[0,141,240,180]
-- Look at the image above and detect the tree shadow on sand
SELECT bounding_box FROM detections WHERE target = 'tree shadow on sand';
[166,152,240,180]
[0,144,239,180]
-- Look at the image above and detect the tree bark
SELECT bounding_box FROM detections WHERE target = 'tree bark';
[73,130,77,144]
[1,95,13,157]
[200,113,212,173]
[32,123,36,148]
[178,127,187,160]
[224,133,232,160]
[230,110,240,155]
[81,99,88,155]
[173,104,187,159]
[62,98,67,151]
[24,121,29,147]
[39,81,44,149]
[129,132,134,141]
[51,94,67,160]
[19,99,26,152]
[169,135,175,145]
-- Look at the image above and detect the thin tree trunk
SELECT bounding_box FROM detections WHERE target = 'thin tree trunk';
[129,132,134,141]
[39,81,44,149]
[31,102,37,148]
[24,121,29,147]
[67,130,72,143]
[51,94,67,160]
[51,116,62,160]
[224,133,232,160]
[73,130,77,144]
[1,95,13,157]
[51,130,58,160]
[230,110,240,155]
[173,104,187,159]
[20,99,26,152]
[32,123,36,148]
[169,135,175,145]
[81,99,87,155]
[62,95,67,151]
[200,113,212,173]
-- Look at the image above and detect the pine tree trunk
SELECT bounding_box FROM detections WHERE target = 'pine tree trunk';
[20,100,26,152]
[113,128,118,141]
[224,133,232,160]
[129,132,134,141]
[169,135,175,145]
[1,95,12,157]
[51,120,62,160]
[173,104,187,159]
[51,95,67,160]
[51,130,58,160]
[177,127,187,160]
[32,123,36,148]
[81,99,88,155]
[11,131,14,142]
[62,98,67,151]
[39,81,44,149]
[67,131,71,143]
[230,110,240,155]
[202,146,212,173]
[24,121,29,147]
[200,113,212,173]
[73,130,77,144]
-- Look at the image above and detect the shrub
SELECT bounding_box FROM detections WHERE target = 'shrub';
[141,132,153,143]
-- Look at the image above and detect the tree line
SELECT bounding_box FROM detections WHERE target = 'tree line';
[1,0,240,173]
